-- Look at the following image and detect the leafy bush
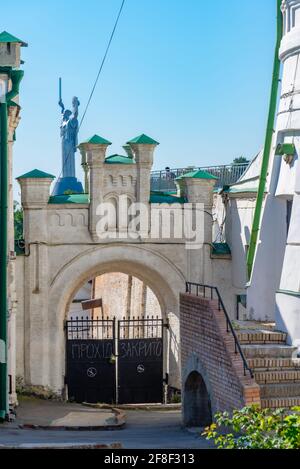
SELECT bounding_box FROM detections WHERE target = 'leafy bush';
[16,376,62,401]
[203,406,300,449]
[170,393,181,404]
[14,201,23,240]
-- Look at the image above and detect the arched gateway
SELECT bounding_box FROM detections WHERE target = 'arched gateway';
[49,245,184,397]
[183,371,212,427]
[15,134,218,403]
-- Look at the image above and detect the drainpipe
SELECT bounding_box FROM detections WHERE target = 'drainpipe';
[0,98,8,421]
[246,0,283,280]
[0,68,24,420]
[6,70,24,102]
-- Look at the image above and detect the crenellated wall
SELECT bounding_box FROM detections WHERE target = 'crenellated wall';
[14,121,247,398]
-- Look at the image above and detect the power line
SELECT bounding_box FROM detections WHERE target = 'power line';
[53,0,126,192]
[80,0,126,129]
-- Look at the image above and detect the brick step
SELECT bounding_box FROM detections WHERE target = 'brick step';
[254,370,300,384]
[260,383,300,398]
[234,321,276,332]
[248,358,300,370]
[242,344,297,359]
[237,330,287,345]
[261,397,300,409]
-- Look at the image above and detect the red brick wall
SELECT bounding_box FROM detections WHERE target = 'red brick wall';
[180,293,260,416]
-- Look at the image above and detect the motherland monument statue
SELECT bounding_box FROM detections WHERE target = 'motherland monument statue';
[52,78,84,196]
[59,95,80,178]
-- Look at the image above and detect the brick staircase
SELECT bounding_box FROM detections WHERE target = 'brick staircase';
[235,323,300,409]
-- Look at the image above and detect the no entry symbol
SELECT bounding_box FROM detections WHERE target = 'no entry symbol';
[87,367,97,378]
[137,364,145,374]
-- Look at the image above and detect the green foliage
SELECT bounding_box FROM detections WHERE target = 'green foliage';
[170,393,181,404]
[16,376,62,401]
[14,200,23,240]
[232,156,250,165]
[63,189,79,195]
[203,406,300,449]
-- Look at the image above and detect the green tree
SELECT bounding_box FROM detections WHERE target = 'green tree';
[233,156,250,165]
[14,200,23,240]
[203,406,300,449]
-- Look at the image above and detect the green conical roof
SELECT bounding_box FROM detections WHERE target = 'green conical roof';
[82,134,112,145]
[105,154,135,165]
[127,134,159,145]
[0,31,27,46]
[176,170,218,181]
[17,169,55,180]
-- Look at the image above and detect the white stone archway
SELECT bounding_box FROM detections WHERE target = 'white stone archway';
[43,244,185,393]
[16,137,218,400]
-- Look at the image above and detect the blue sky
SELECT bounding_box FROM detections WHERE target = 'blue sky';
[2,0,276,197]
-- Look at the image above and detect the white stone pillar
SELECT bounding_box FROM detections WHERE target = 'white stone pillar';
[79,135,111,241]
[181,173,217,285]
[17,172,54,387]
[127,135,159,205]
[126,135,158,238]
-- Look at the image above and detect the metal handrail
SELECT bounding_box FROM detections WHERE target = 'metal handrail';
[150,163,250,191]
[185,282,253,378]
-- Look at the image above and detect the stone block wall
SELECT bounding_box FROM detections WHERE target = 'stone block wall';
[180,293,260,423]
[93,273,161,320]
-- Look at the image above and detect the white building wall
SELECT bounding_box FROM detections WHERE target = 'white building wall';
[248,0,300,328]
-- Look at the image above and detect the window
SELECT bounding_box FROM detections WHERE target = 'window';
[287,200,293,236]
[236,295,247,320]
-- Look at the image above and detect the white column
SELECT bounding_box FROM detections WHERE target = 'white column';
[7,106,21,405]
[18,176,53,387]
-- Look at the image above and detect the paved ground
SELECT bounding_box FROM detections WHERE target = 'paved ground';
[4,397,120,429]
[0,404,212,449]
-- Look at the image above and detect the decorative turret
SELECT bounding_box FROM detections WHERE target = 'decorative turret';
[0,31,26,107]
[17,169,55,208]
[176,170,218,247]
[79,134,112,164]
[127,134,159,204]
[175,170,218,204]
[0,31,27,69]
[78,134,112,240]
[17,169,55,243]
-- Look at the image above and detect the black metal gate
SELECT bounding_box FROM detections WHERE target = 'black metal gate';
[66,316,164,404]
[117,317,164,404]
[66,317,116,404]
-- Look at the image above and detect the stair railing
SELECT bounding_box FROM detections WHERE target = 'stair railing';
[185,282,253,378]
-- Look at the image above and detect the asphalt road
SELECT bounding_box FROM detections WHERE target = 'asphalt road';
[0,410,212,449]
